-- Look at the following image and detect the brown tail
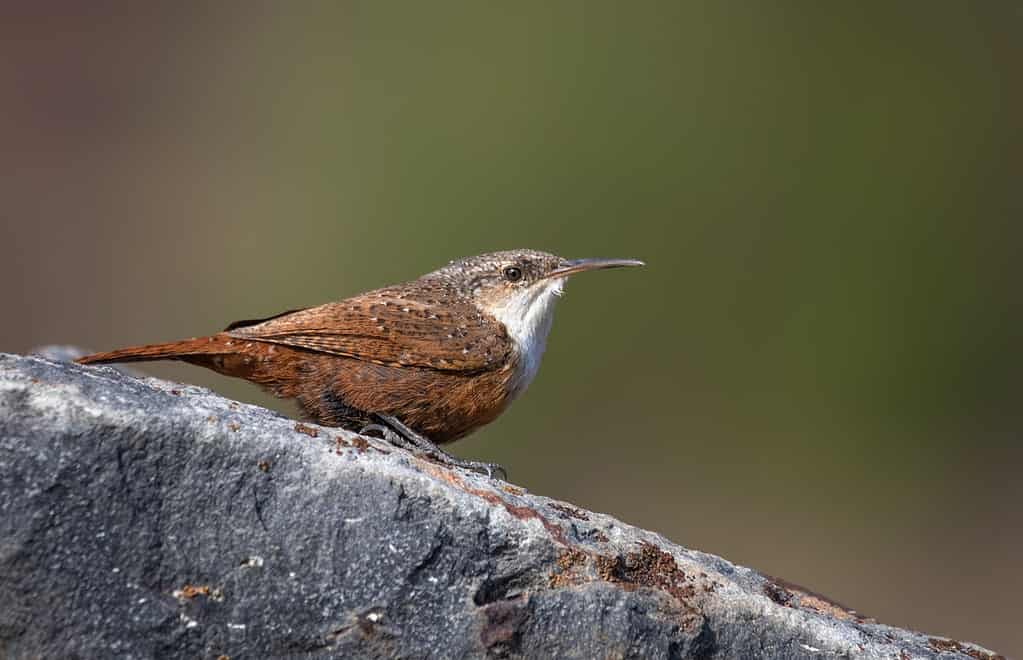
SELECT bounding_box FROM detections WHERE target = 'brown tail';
[76,335,234,366]
[77,334,303,396]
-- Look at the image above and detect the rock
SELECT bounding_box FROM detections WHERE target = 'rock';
[0,350,1004,659]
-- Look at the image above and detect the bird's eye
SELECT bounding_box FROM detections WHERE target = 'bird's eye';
[502,265,523,282]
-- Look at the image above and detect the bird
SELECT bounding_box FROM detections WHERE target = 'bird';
[77,249,644,477]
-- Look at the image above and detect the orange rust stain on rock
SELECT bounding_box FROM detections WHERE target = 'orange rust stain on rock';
[591,542,704,630]
[548,548,587,588]
[422,464,463,487]
[422,467,569,545]
[798,593,861,622]
[294,422,319,438]
[548,502,589,521]
[335,434,390,455]
[763,575,870,623]
[480,491,569,545]
[594,542,697,604]
[419,463,718,629]
[547,541,718,622]
[176,584,211,599]
[928,638,1005,660]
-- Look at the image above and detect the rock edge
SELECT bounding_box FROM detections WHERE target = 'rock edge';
[0,351,1005,659]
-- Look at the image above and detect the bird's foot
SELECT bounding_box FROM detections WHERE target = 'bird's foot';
[361,414,507,480]
[357,423,418,452]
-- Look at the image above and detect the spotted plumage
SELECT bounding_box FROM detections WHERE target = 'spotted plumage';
[77,250,643,448]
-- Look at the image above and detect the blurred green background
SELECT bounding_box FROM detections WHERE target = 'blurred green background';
[2,2,1020,654]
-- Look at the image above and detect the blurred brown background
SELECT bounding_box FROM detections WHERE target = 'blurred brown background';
[2,2,1020,654]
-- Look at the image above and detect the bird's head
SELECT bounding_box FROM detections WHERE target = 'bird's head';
[428,249,644,354]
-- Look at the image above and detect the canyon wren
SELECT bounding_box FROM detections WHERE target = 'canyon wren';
[77,250,644,477]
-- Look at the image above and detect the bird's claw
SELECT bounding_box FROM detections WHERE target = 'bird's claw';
[360,416,508,480]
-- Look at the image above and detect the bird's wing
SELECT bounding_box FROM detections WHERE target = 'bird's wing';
[224,288,510,372]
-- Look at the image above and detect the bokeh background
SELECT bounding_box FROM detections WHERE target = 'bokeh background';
[2,2,1020,654]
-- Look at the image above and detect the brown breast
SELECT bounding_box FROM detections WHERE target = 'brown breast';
[280,351,521,444]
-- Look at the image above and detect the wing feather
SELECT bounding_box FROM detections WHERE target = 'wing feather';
[224,289,509,372]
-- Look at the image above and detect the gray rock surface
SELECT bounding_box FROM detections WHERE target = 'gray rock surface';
[0,350,1005,659]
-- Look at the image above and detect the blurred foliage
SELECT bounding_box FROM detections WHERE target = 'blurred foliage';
[1,2,1020,653]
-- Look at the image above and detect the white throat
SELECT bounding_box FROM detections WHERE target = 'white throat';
[485,278,565,396]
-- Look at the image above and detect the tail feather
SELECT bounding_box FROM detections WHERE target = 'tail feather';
[76,336,230,366]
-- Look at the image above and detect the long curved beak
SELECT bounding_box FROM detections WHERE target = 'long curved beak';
[548,257,645,278]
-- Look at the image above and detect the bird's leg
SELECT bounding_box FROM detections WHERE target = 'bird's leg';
[358,420,464,469]
[374,414,507,480]
[357,423,418,452]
